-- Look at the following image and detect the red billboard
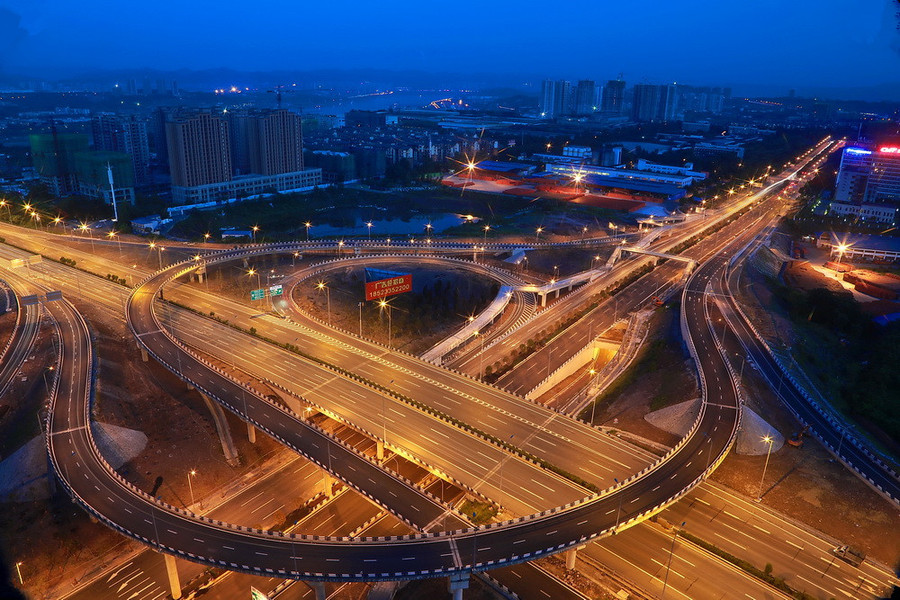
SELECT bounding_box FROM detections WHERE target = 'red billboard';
[365,274,412,301]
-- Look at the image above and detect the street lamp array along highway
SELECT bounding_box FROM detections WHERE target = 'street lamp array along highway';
[756,435,775,502]
[316,281,331,324]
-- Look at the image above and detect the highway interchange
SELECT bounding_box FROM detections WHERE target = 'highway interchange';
[2,136,898,599]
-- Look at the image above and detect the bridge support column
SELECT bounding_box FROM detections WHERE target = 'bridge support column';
[376,440,384,461]
[323,473,335,498]
[200,394,240,466]
[565,545,585,570]
[540,292,547,307]
[310,581,326,600]
[162,552,182,599]
[448,572,469,600]
[247,422,257,444]
[140,346,148,362]
[186,382,194,391]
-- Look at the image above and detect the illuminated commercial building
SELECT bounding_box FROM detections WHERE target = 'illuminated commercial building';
[830,145,900,224]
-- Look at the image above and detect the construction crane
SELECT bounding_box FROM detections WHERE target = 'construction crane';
[267,85,296,110]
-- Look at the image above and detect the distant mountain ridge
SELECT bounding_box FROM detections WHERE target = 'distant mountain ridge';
[1,67,899,102]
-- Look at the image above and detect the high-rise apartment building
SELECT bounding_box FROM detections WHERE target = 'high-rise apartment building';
[166,108,319,205]
[229,109,305,175]
[250,109,304,175]
[29,132,90,196]
[601,79,626,115]
[631,83,679,122]
[165,111,232,188]
[631,84,661,122]
[573,80,598,116]
[539,79,572,119]
[91,114,152,186]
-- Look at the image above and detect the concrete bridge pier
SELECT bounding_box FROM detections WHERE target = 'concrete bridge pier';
[448,572,469,600]
[247,422,257,444]
[139,345,149,362]
[323,473,336,498]
[161,552,181,599]
[200,394,240,466]
[376,440,384,461]
[310,581,326,600]
[565,544,586,570]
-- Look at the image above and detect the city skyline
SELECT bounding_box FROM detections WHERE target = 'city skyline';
[1,0,898,92]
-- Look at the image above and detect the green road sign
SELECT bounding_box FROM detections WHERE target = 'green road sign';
[250,289,265,301]
[269,284,283,297]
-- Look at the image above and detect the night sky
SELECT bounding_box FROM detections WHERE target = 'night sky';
[1,0,898,89]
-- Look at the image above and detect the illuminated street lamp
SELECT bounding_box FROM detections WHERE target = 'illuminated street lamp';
[79,223,95,253]
[836,243,848,265]
[535,226,543,242]
[15,561,23,585]
[203,232,211,242]
[378,299,393,348]
[316,281,331,324]
[251,225,259,243]
[483,224,490,244]
[366,221,373,239]
[248,268,261,294]
[756,435,775,502]
[304,221,312,241]
[337,239,345,257]
[107,230,122,255]
[187,470,197,507]
[473,330,485,380]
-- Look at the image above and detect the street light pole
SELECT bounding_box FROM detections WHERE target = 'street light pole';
[661,522,686,599]
[187,470,196,507]
[317,282,331,324]
[756,435,774,502]
[15,561,23,585]
[379,300,392,348]
[305,222,311,242]
[358,302,363,337]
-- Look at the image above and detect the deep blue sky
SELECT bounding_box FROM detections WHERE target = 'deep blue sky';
[1,0,898,89]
